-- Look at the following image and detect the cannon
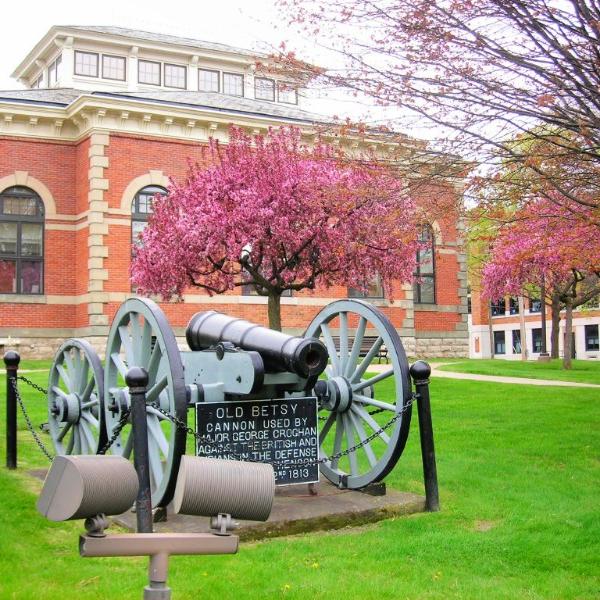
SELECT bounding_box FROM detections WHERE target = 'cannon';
[46,297,413,507]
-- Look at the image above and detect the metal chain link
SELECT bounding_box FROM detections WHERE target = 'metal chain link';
[17,375,48,396]
[149,394,416,469]
[10,377,54,462]
[98,409,131,455]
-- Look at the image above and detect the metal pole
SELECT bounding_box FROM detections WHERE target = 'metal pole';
[4,351,20,469]
[409,360,440,512]
[126,367,153,534]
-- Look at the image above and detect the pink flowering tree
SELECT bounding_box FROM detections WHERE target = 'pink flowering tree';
[482,199,600,367]
[131,127,417,330]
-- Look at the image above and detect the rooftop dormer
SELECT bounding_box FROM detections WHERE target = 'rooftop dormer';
[12,25,302,106]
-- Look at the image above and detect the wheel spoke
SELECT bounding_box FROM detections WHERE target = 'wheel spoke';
[351,405,390,444]
[353,393,396,413]
[319,412,336,446]
[330,414,344,471]
[147,415,169,456]
[72,427,81,454]
[56,364,72,392]
[320,323,341,375]
[81,397,98,411]
[146,341,162,382]
[74,351,86,393]
[353,368,394,392]
[147,437,163,491]
[57,422,72,442]
[147,405,169,420]
[146,375,168,404]
[130,313,143,365]
[339,312,349,375]
[350,337,383,382]
[122,429,134,459]
[140,319,153,367]
[80,422,96,453]
[51,385,68,400]
[343,414,359,476]
[80,376,95,403]
[63,351,76,388]
[111,352,129,379]
[345,316,367,378]
[349,411,377,468]
[81,411,99,429]
[118,325,136,367]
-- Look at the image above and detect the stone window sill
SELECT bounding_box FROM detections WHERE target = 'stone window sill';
[0,294,47,304]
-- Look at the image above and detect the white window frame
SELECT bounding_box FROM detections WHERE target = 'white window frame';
[102,54,126,81]
[198,68,220,92]
[74,51,99,77]
[255,77,275,102]
[278,82,298,105]
[223,72,244,97]
[164,63,187,89]
[138,60,161,86]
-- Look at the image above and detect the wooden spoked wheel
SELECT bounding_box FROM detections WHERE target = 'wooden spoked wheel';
[48,339,106,455]
[104,297,187,508]
[305,299,412,489]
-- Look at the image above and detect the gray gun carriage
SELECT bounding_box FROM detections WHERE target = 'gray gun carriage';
[46,297,413,508]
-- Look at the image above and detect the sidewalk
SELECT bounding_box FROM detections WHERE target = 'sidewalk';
[367,361,600,388]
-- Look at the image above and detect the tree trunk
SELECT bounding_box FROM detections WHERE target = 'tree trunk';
[550,296,561,359]
[563,300,573,370]
[268,293,282,331]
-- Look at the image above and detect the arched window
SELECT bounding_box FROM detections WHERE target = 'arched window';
[131,185,167,247]
[0,187,44,294]
[414,224,435,304]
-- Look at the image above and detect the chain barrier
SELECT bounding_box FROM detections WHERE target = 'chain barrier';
[10,377,54,463]
[148,393,416,469]
[97,408,131,455]
[17,375,47,396]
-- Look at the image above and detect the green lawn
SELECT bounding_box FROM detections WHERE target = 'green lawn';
[0,366,599,599]
[437,358,600,385]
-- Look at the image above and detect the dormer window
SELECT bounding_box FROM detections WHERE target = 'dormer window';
[138,60,161,86]
[223,73,244,97]
[198,69,219,92]
[74,51,99,77]
[255,77,275,102]
[278,83,298,105]
[164,64,186,89]
[102,55,126,81]
[47,55,62,87]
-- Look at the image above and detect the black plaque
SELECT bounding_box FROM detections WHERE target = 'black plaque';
[196,397,319,485]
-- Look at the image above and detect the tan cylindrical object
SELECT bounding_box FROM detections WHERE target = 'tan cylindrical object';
[172,456,275,522]
[37,455,138,521]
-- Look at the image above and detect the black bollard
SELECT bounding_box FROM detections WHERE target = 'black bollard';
[4,351,20,470]
[125,367,153,533]
[409,360,440,512]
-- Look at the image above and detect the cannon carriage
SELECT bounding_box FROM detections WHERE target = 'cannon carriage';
[46,297,413,507]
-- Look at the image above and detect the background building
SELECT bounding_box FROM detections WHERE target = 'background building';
[0,25,468,358]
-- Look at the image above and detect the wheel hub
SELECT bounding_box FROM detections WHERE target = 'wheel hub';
[52,393,81,424]
[108,388,130,418]
[321,376,353,413]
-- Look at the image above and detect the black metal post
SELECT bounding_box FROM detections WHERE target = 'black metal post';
[409,360,440,512]
[4,351,20,470]
[126,367,153,534]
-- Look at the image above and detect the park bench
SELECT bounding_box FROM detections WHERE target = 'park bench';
[331,335,389,364]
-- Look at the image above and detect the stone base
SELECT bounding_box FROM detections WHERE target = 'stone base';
[115,480,426,541]
[415,337,469,358]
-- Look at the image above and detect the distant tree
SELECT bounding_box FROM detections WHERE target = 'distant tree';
[482,198,600,368]
[131,126,418,330]
[276,0,600,217]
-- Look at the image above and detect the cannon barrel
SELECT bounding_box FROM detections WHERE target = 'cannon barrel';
[186,311,328,378]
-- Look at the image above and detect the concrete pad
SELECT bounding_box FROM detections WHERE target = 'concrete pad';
[115,480,425,541]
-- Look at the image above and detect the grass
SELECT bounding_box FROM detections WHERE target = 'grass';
[0,364,599,599]
[436,358,600,385]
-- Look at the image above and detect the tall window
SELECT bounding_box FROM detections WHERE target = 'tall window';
[585,325,599,351]
[349,276,384,299]
[532,328,543,353]
[509,297,519,315]
[199,69,219,92]
[131,186,167,247]
[47,54,62,86]
[512,330,521,353]
[138,60,161,85]
[164,64,186,89]
[493,331,506,355]
[74,51,99,77]
[0,187,44,294]
[255,77,275,101]
[278,83,298,104]
[529,297,541,313]
[414,224,435,304]
[491,298,505,316]
[223,73,244,96]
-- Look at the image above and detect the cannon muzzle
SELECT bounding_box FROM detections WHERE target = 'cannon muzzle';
[186,311,328,378]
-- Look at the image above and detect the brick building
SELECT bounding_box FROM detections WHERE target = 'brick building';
[0,25,468,358]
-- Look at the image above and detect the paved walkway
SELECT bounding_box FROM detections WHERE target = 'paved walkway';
[368,361,600,388]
